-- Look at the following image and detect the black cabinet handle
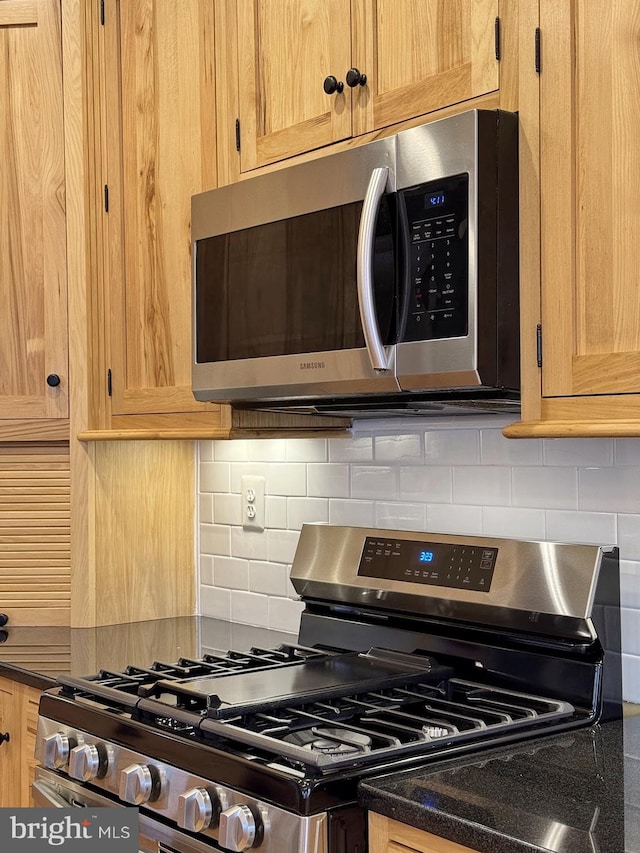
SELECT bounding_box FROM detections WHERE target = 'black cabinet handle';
[46,374,61,387]
[0,614,7,627]
[323,75,344,95]
[346,68,367,87]
[0,732,9,745]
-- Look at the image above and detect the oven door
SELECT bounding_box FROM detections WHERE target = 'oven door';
[33,767,214,853]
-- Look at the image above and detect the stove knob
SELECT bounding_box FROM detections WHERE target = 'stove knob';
[119,763,165,805]
[177,787,213,833]
[40,732,76,769]
[68,743,103,781]
[219,804,263,852]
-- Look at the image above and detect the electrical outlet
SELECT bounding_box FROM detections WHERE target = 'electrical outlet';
[241,475,265,531]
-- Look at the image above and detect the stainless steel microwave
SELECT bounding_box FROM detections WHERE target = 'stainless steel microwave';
[192,109,520,418]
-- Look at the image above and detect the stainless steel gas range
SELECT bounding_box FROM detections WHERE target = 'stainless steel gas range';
[33,524,622,853]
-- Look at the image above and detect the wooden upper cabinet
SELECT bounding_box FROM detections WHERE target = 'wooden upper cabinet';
[102,0,217,416]
[0,0,68,419]
[236,0,353,170]
[351,0,500,137]
[228,0,500,175]
[539,1,640,399]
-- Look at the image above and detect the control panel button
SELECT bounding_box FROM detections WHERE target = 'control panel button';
[68,743,103,781]
[177,787,213,833]
[218,804,263,852]
[119,763,165,805]
[40,732,76,769]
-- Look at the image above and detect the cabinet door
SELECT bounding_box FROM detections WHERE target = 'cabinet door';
[22,685,41,807]
[540,1,640,398]
[369,813,480,853]
[352,0,500,136]
[103,0,217,415]
[0,678,21,808]
[236,0,353,170]
[0,0,68,419]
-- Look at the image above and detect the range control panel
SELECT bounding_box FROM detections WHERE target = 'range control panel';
[357,535,497,592]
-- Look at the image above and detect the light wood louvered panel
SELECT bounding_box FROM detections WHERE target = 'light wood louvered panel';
[0,444,70,625]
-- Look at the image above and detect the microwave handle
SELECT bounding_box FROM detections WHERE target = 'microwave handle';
[357,166,391,371]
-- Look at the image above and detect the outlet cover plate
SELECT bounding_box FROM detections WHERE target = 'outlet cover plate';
[241,475,265,531]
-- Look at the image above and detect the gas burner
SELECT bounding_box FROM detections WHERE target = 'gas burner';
[284,727,372,756]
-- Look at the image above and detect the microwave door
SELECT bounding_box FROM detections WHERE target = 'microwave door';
[192,149,400,403]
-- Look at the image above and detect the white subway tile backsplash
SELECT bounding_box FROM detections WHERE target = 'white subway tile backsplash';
[424,429,480,465]
[199,554,214,586]
[328,499,375,527]
[328,435,373,463]
[199,442,214,463]
[268,597,304,634]
[230,591,269,627]
[543,437,614,467]
[374,502,426,531]
[267,529,301,564]
[545,510,617,546]
[213,493,242,526]
[214,556,249,590]
[482,506,546,540]
[619,516,640,562]
[374,433,423,463]
[399,466,452,504]
[308,463,350,497]
[285,438,327,462]
[579,467,640,514]
[287,497,329,530]
[266,462,307,497]
[200,523,231,557]
[614,439,640,467]
[248,561,289,597]
[426,503,483,535]
[453,466,511,506]
[246,439,287,461]
[480,430,543,466]
[198,425,640,703]
[229,462,269,493]
[265,496,288,530]
[620,561,640,609]
[200,585,231,621]
[351,466,398,501]
[199,494,214,524]
[512,466,578,509]
[230,527,268,560]
[622,608,640,656]
[214,440,249,462]
[200,462,230,494]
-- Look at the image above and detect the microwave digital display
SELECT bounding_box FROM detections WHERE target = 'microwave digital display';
[426,191,446,208]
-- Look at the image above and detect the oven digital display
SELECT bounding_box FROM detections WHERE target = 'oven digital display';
[358,536,497,592]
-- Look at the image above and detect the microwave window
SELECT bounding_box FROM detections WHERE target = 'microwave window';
[195,200,395,363]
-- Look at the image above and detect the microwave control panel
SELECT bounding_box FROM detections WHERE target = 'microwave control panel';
[401,173,469,341]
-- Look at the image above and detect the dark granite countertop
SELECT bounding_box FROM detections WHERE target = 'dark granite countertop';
[0,617,296,691]
[359,717,640,853]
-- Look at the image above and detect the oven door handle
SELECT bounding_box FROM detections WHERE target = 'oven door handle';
[357,166,392,371]
[32,779,74,808]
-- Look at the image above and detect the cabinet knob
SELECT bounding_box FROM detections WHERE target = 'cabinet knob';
[346,67,367,87]
[0,732,10,745]
[0,614,7,627]
[46,374,61,388]
[323,75,344,95]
